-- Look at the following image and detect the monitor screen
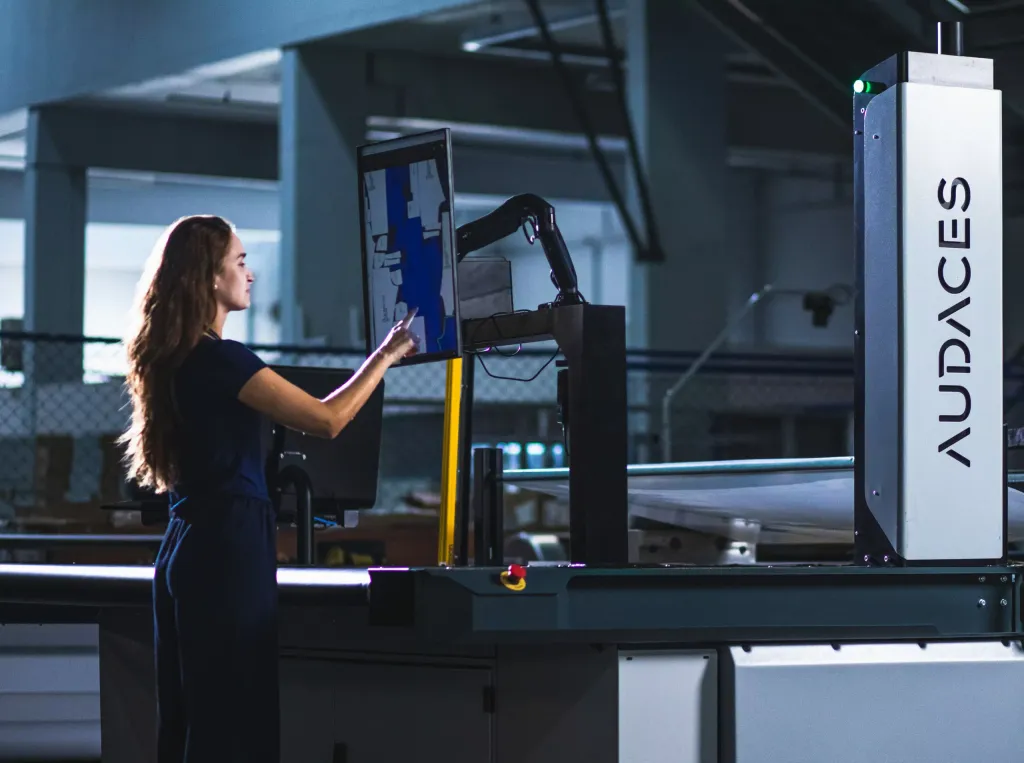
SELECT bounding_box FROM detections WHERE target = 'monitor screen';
[357,128,462,366]
[261,365,385,517]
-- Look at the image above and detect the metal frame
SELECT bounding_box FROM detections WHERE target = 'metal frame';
[3,563,1018,646]
[471,447,504,567]
[454,304,629,566]
[853,52,902,565]
[454,353,476,566]
[437,357,462,565]
[367,564,1022,645]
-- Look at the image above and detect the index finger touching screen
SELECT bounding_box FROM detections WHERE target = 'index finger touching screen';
[401,306,418,329]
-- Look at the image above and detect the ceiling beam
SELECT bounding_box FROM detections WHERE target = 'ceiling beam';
[367,51,629,137]
[863,0,932,41]
[0,168,281,231]
[961,6,1024,52]
[0,0,477,114]
[728,82,848,156]
[29,104,279,181]
[452,142,626,202]
[365,50,845,157]
[18,101,627,200]
[70,47,846,160]
[688,0,849,129]
[12,97,851,213]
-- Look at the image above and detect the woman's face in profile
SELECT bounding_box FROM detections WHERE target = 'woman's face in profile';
[215,234,254,312]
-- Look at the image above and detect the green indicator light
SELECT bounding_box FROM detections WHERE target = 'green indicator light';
[854,80,883,95]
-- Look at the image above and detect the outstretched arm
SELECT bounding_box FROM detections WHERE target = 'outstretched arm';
[238,322,416,439]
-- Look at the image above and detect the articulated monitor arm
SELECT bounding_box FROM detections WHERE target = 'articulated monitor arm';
[455,193,585,306]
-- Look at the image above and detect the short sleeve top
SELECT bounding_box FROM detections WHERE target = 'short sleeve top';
[171,335,268,501]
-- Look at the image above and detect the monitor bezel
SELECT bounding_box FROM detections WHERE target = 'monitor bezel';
[356,128,463,368]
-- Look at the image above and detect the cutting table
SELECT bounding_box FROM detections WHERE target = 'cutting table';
[0,558,1022,762]
[503,457,1024,548]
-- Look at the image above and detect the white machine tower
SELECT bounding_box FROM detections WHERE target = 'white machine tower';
[854,20,1006,564]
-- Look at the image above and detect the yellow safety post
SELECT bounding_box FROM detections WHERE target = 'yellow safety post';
[437,357,463,566]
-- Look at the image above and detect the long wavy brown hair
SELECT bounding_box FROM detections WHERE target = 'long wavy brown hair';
[118,215,235,493]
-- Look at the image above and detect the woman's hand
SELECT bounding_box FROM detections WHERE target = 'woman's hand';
[377,321,418,366]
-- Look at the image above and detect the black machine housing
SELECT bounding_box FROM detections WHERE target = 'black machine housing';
[449,194,627,567]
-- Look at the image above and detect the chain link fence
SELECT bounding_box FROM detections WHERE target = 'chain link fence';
[9,330,1022,546]
[636,351,857,465]
[0,332,567,523]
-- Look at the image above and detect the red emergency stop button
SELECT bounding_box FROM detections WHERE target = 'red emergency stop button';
[499,563,528,591]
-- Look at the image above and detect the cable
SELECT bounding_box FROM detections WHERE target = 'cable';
[468,311,561,382]
[476,350,560,383]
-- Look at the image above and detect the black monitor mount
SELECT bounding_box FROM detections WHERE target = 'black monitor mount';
[448,195,625,568]
[267,426,315,566]
[456,193,585,307]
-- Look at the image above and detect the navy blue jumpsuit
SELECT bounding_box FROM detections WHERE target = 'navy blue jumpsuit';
[152,334,279,763]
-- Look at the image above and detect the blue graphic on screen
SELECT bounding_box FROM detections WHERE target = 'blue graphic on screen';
[363,152,457,359]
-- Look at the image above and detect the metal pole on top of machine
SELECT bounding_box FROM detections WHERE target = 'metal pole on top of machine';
[938,20,964,57]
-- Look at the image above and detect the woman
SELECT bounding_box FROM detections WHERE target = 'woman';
[119,214,415,763]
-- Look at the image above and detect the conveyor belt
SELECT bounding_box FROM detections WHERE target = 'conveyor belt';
[503,457,1024,544]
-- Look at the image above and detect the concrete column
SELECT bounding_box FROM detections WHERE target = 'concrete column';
[279,44,369,348]
[23,106,87,382]
[626,1,731,461]
[626,0,730,352]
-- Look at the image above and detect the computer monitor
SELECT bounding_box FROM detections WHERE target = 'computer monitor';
[357,128,462,366]
[262,365,385,518]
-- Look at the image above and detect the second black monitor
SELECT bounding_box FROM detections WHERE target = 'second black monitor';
[263,365,385,517]
[357,128,461,366]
